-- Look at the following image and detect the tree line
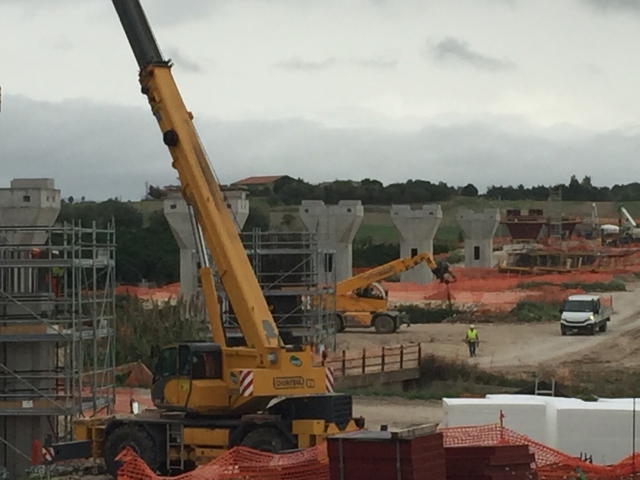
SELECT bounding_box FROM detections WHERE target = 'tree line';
[235,175,640,205]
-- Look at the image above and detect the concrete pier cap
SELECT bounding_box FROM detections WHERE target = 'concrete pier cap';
[0,178,61,244]
[299,200,364,282]
[163,189,250,299]
[456,208,500,268]
[390,204,442,283]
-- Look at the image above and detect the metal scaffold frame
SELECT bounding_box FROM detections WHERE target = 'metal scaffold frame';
[216,230,338,352]
[0,222,116,468]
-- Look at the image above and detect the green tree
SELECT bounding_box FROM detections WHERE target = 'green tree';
[460,183,478,197]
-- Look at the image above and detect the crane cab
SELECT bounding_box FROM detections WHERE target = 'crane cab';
[151,343,228,413]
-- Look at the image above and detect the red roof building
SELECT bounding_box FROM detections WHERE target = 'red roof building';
[231,175,284,188]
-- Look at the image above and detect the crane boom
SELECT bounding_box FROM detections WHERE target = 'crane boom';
[336,252,455,296]
[112,0,281,358]
[620,206,637,228]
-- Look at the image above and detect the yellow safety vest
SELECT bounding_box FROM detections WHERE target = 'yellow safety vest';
[52,267,64,277]
[466,329,478,341]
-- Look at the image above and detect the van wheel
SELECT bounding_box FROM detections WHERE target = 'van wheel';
[589,324,596,336]
[598,322,607,333]
[373,315,395,334]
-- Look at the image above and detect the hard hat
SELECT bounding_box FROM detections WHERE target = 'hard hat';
[52,250,60,255]
[470,324,475,329]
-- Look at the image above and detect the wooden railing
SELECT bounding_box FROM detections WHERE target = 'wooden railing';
[325,343,422,378]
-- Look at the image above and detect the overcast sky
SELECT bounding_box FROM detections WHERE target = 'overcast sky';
[1,0,639,200]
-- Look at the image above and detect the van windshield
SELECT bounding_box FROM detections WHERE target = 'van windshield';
[563,300,594,313]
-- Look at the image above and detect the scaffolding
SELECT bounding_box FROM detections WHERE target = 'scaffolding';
[548,186,563,239]
[216,230,338,352]
[0,222,116,474]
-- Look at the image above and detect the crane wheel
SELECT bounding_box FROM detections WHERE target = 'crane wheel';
[240,427,295,453]
[104,424,160,476]
[335,315,345,333]
[373,315,395,334]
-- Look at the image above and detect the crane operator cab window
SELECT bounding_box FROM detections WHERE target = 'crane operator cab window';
[153,344,222,382]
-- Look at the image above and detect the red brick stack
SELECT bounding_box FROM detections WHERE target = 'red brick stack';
[444,445,537,480]
[327,425,446,480]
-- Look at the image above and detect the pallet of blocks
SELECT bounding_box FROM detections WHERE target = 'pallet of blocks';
[444,444,537,480]
[327,424,446,480]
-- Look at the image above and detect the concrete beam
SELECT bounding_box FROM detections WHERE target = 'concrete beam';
[456,208,500,268]
[391,204,442,283]
[163,190,250,299]
[299,200,364,282]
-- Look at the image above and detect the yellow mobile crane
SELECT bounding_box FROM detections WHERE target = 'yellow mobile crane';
[45,0,362,474]
[334,253,456,334]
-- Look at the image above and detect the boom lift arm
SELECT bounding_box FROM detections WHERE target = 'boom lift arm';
[336,252,456,296]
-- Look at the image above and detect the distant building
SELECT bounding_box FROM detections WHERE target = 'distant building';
[231,175,285,191]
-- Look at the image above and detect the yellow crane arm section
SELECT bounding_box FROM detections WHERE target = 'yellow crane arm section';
[112,0,281,360]
[336,252,454,296]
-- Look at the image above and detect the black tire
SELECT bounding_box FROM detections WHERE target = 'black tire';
[373,315,395,334]
[561,328,567,336]
[335,315,345,333]
[240,427,295,453]
[599,321,608,333]
[589,324,596,336]
[104,424,160,476]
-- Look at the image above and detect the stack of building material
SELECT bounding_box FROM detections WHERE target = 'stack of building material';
[327,424,445,480]
[444,445,537,480]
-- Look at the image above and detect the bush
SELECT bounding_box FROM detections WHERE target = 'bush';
[517,279,626,292]
[560,280,626,292]
[509,300,561,322]
[115,295,208,369]
[395,305,461,324]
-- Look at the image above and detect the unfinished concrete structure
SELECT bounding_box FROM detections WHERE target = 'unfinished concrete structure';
[299,200,364,282]
[0,179,116,476]
[390,204,442,283]
[457,208,501,268]
[164,189,250,299]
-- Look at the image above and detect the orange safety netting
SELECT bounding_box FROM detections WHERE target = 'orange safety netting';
[116,443,330,480]
[114,424,640,480]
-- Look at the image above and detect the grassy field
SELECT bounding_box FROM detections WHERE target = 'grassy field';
[131,196,634,244]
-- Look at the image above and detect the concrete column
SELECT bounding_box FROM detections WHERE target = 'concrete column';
[390,204,442,283]
[299,200,364,282]
[456,208,500,268]
[164,190,250,299]
[0,178,60,475]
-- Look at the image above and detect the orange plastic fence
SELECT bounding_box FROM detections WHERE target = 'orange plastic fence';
[114,424,640,480]
[116,443,330,480]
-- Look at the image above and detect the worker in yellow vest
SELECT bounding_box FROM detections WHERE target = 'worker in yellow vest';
[465,325,479,357]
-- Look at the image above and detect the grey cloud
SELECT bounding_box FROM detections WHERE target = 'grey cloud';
[429,37,516,72]
[276,57,338,71]
[3,95,640,201]
[165,48,205,73]
[583,0,640,13]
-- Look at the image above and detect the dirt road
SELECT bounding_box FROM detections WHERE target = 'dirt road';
[336,283,640,370]
[353,396,443,430]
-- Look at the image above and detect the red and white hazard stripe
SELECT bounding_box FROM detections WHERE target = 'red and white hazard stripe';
[239,370,254,396]
[325,367,334,393]
[42,446,54,463]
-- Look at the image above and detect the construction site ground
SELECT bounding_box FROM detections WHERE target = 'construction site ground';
[338,282,640,372]
[334,280,640,428]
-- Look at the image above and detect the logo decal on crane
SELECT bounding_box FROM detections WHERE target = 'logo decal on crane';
[289,356,302,367]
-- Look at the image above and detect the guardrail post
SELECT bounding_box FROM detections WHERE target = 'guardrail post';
[341,349,346,377]
[381,346,385,372]
[362,348,366,375]
[418,343,422,362]
[400,345,404,369]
